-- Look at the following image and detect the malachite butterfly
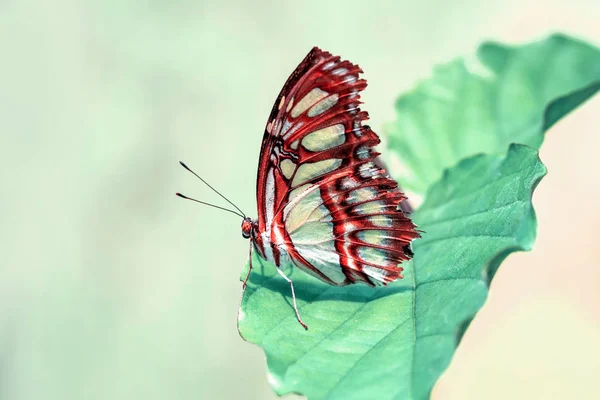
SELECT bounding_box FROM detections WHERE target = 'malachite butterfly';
[178,47,419,329]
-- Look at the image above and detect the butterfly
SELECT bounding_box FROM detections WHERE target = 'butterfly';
[178,47,419,330]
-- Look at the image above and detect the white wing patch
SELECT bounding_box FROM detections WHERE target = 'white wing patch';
[332,67,349,76]
[358,247,391,265]
[290,219,333,246]
[368,215,393,227]
[354,200,386,214]
[346,187,377,204]
[284,186,329,234]
[261,169,276,263]
[307,94,339,117]
[291,88,329,118]
[356,145,371,160]
[280,159,296,180]
[358,230,388,246]
[358,247,396,282]
[362,265,388,282]
[288,183,311,203]
[302,124,345,152]
[358,162,379,179]
[288,206,345,284]
[283,180,345,284]
[294,241,346,284]
[340,177,360,190]
[292,159,342,187]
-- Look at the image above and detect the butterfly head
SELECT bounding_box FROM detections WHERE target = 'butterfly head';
[241,217,255,239]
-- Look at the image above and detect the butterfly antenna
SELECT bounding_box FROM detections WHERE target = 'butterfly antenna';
[176,193,245,219]
[178,161,247,218]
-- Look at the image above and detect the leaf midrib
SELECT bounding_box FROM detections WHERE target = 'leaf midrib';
[408,255,418,400]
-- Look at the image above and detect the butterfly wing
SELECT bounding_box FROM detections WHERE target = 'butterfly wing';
[254,47,419,286]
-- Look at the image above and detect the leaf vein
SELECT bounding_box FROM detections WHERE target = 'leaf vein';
[322,316,414,400]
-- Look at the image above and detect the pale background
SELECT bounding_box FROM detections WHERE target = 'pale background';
[1,1,599,399]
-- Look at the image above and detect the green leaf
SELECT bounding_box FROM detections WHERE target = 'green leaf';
[238,144,546,400]
[385,33,600,195]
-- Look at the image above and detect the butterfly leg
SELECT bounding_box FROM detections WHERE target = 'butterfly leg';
[242,241,253,289]
[276,266,308,330]
[237,242,254,337]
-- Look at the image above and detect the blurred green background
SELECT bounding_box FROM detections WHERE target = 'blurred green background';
[1,1,599,399]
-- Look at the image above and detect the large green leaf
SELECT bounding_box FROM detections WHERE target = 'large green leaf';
[238,144,546,400]
[385,33,600,195]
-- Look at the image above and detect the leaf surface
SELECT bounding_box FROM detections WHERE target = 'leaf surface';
[385,34,600,195]
[239,145,546,400]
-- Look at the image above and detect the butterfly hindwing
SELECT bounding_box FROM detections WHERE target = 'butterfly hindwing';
[254,47,419,286]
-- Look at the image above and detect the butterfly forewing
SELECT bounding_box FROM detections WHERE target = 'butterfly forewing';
[254,47,419,287]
